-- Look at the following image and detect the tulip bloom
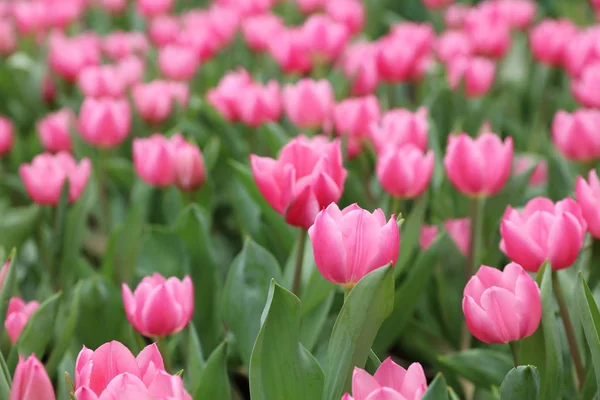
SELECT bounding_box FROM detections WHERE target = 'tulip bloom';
[78,97,131,148]
[0,259,9,291]
[100,0,128,14]
[500,197,586,272]
[283,79,334,130]
[268,28,313,75]
[464,7,511,58]
[333,96,381,158]
[20,152,91,205]
[309,203,400,286]
[149,15,181,47]
[133,134,176,187]
[296,0,327,14]
[552,109,600,161]
[444,132,513,197]
[242,14,284,52]
[122,273,194,337]
[37,109,74,153]
[342,358,427,400]
[423,0,454,9]
[132,81,187,125]
[370,108,429,154]
[5,297,39,344]
[447,56,496,97]
[103,32,150,61]
[237,81,283,127]
[572,64,600,108]
[302,15,350,64]
[564,28,600,78]
[445,4,470,29]
[436,30,473,65]
[514,155,547,187]
[137,0,174,18]
[78,65,127,99]
[377,146,434,199]
[0,19,16,56]
[48,33,101,82]
[116,56,145,88]
[10,355,55,400]
[463,263,541,344]
[170,134,206,192]
[325,0,364,35]
[206,69,254,122]
[251,136,347,229]
[420,219,471,256]
[576,169,600,238]
[0,116,14,156]
[340,41,379,96]
[529,19,578,67]
[158,44,200,81]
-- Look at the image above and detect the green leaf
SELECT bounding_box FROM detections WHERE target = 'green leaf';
[105,158,135,189]
[500,366,540,400]
[438,349,513,389]
[194,341,231,400]
[395,194,428,276]
[577,273,600,394]
[322,265,395,400]
[222,238,282,366]
[0,350,10,400]
[0,204,41,250]
[365,350,381,375]
[249,281,324,400]
[0,251,17,339]
[185,324,205,395]
[422,373,449,400]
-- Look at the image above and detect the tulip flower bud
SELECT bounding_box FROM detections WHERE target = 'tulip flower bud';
[206,68,254,122]
[463,263,541,344]
[572,64,600,108]
[122,273,194,337]
[370,108,429,154]
[0,116,14,156]
[376,145,435,199]
[238,81,283,128]
[283,79,334,130]
[0,259,9,291]
[340,41,379,96]
[5,297,39,344]
[514,155,547,187]
[420,219,471,256]
[436,30,473,65]
[78,97,131,148]
[37,109,74,153]
[242,14,284,52]
[0,19,16,56]
[325,0,364,35]
[158,44,200,81]
[48,32,101,82]
[576,169,600,238]
[137,0,174,18]
[302,15,349,64]
[133,134,176,187]
[10,355,55,400]
[132,81,179,125]
[552,109,600,162]
[149,15,181,47]
[464,7,511,58]
[267,28,313,75]
[333,95,380,158]
[529,19,578,67]
[170,134,206,192]
[447,56,496,97]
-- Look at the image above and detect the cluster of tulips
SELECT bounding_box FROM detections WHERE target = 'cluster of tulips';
[1,0,600,399]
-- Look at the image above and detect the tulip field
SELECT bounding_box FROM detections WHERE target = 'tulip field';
[3,0,600,398]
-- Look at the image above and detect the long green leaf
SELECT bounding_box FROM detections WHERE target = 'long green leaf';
[422,373,449,400]
[0,250,17,340]
[195,341,231,400]
[395,194,428,276]
[577,273,600,393]
[438,349,512,389]
[500,366,540,400]
[185,324,206,395]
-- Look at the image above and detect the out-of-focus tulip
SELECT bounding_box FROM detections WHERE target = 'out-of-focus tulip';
[215,0,274,16]
[10,355,55,400]
[122,273,194,337]
[137,0,173,18]
[37,109,74,153]
[464,8,511,58]
[342,358,427,400]
[501,197,586,271]
[436,30,473,64]
[5,298,39,344]
[564,27,600,78]
[77,65,126,98]
[420,225,439,250]
[251,136,347,229]
[42,75,57,105]
[242,14,284,52]
[132,81,184,125]
[149,15,181,47]
[206,68,253,122]
[0,20,16,56]
[495,0,536,30]
[12,2,47,35]
[420,218,471,256]
[48,33,101,82]
[529,19,578,67]
[268,27,313,74]
[377,23,435,82]
[447,56,496,97]
[445,4,470,29]
[170,134,206,191]
[552,109,600,161]
[0,260,9,292]
[100,0,128,14]
[79,97,131,148]
[116,56,145,87]
[576,169,600,238]
[46,0,85,28]
[572,64,600,108]
[370,108,429,154]
[340,41,379,96]
[20,152,91,205]
[0,116,13,156]
[377,145,434,199]
[283,79,334,129]
[103,31,149,60]
[238,81,282,127]
[463,263,541,344]
[296,0,326,14]
[444,132,513,197]
[309,203,400,286]
[514,155,547,187]
[333,95,380,158]
[158,44,199,81]
[302,14,350,63]
[325,0,364,35]
[132,134,176,187]
[423,0,454,10]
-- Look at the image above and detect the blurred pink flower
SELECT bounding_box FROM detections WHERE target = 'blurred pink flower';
[37,109,74,153]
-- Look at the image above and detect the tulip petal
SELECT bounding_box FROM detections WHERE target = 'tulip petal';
[373,357,406,392]
[480,287,520,343]
[500,220,546,272]
[548,212,584,270]
[352,368,381,400]
[140,284,184,337]
[462,295,498,343]
[308,209,347,284]
[364,387,407,400]
[87,341,140,396]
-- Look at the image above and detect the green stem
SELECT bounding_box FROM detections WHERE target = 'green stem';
[291,229,307,296]
[97,150,111,234]
[552,270,585,390]
[509,341,520,368]
[343,286,352,303]
[156,337,173,373]
[587,238,600,292]
[466,197,485,281]
[387,195,401,218]
[387,83,396,110]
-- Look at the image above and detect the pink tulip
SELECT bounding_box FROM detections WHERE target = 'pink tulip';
[495,0,536,30]
[436,30,473,64]
[103,31,149,61]
[48,32,101,82]
[37,109,74,153]
[0,259,9,291]
[100,0,128,14]
[158,44,199,81]
[238,81,282,127]
[445,4,470,29]
[215,0,274,16]
[333,95,381,158]
[420,225,439,250]
[514,155,547,187]
[122,273,194,337]
[5,297,39,344]
[20,152,91,205]
[464,6,511,58]
[296,0,326,14]
[463,263,541,344]
[77,65,126,98]
[149,15,181,47]
[242,14,284,52]
[42,75,57,105]
[552,109,600,161]
[45,0,85,29]
[268,27,313,75]
[576,169,600,238]
[302,15,349,64]
[283,79,334,130]
[370,108,429,155]
[0,19,16,56]
[78,97,131,148]
[572,64,600,108]
[377,145,434,199]
[10,355,55,400]
[206,68,253,122]
[137,0,173,18]
[447,56,496,97]
[132,134,176,187]
[500,197,586,272]
[420,219,470,256]
[342,358,427,400]
[309,203,399,286]
[251,136,347,229]
[377,23,435,82]
[179,7,240,54]
[132,81,181,125]
[444,132,513,197]
[340,41,380,96]
[0,116,13,156]
[529,19,578,67]
[170,134,206,192]
[116,56,145,88]
[325,0,364,35]
[12,2,47,35]
[564,27,600,78]
[423,0,454,10]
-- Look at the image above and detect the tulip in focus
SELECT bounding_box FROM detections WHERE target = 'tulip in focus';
[170,134,206,191]
[420,218,471,256]
[0,116,14,156]
[207,68,253,122]
[309,203,399,287]
[10,355,55,400]
[333,95,380,158]
[576,169,600,238]
[447,56,496,97]
[529,19,578,67]
[514,155,547,187]
[463,263,541,344]
[251,136,347,229]
[242,14,284,52]
[302,15,350,64]
[340,41,379,96]
[37,109,74,153]
[500,197,586,272]
[283,79,334,130]
[377,145,434,199]
[77,65,127,99]
[370,108,429,154]
[422,0,454,10]
[137,0,174,18]
[20,152,91,205]
[79,97,131,148]
[552,109,600,161]
[5,297,39,344]
[122,273,194,337]
[342,358,427,400]
[444,132,513,197]
[572,64,600,108]
[158,44,200,81]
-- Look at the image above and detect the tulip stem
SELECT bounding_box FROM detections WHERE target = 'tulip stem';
[156,337,173,373]
[466,197,485,281]
[509,341,520,368]
[552,270,586,390]
[291,229,307,296]
[97,150,111,234]
[587,238,600,292]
